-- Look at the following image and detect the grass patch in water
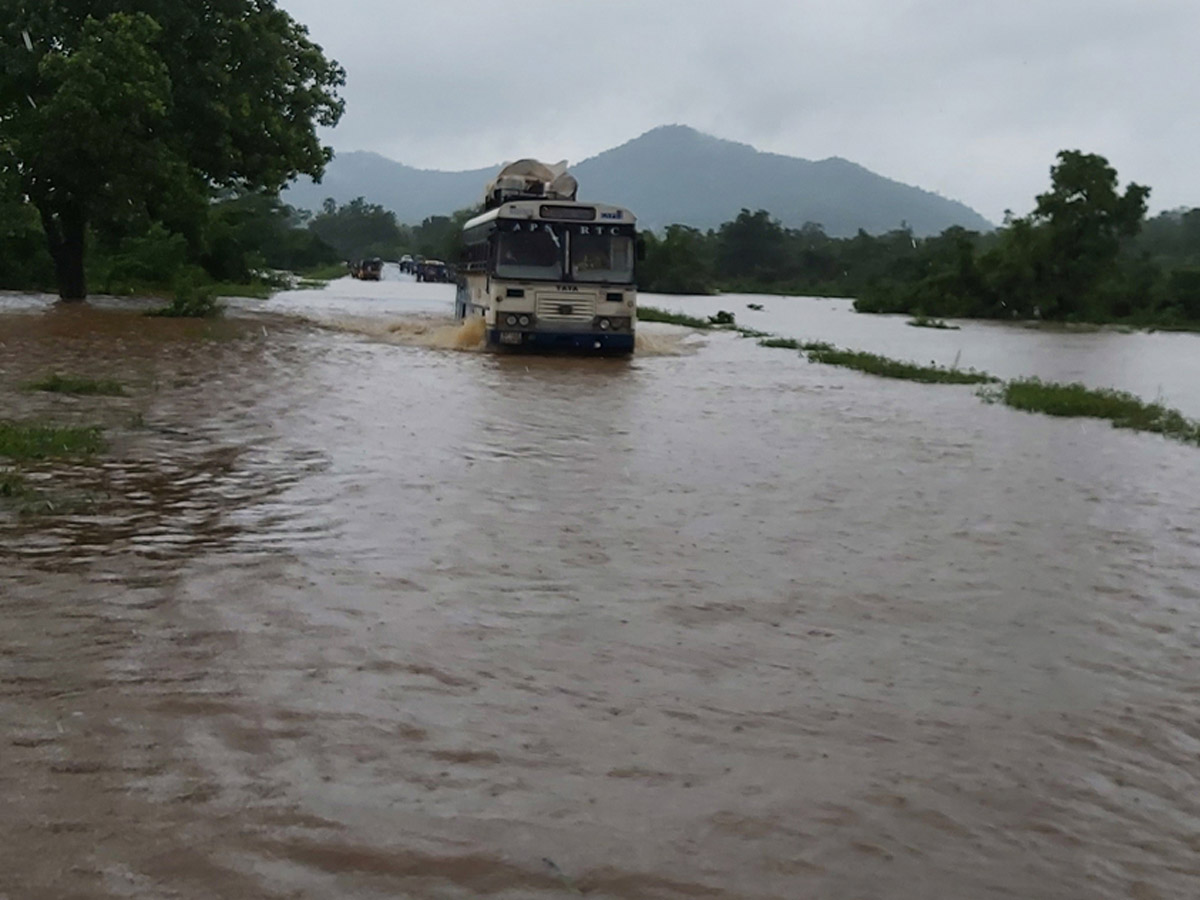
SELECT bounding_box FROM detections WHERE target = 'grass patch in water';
[25,373,126,396]
[637,305,712,329]
[993,378,1200,443]
[1,469,30,499]
[907,315,960,330]
[0,421,106,460]
[0,469,96,515]
[799,342,998,384]
[758,337,801,349]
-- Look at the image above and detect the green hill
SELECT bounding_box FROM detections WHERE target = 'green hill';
[283,125,992,237]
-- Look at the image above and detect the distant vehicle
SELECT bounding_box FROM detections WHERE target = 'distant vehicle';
[416,259,450,283]
[398,254,415,275]
[351,257,383,280]
[457,159,638,355]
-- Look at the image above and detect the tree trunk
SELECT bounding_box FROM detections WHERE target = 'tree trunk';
[37,201,88,301]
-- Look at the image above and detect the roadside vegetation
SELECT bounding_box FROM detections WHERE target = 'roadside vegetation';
[637,305,713,328]
[25,374,126,396]
[1,469,31,500]
[907,315,959,330]
[751,331,1200,447]
[1,418,110,516]
[796,343,998,384]
[0,421,106,461]
[991,379,1200,444]
[146,278,225,318]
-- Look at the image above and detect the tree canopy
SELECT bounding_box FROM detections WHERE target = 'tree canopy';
[0,0,345,299]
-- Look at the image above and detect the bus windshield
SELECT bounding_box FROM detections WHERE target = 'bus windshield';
[496,231,563,280]
[571,233,635,283]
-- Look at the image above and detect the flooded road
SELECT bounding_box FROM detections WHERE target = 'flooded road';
[3,278,1200,899]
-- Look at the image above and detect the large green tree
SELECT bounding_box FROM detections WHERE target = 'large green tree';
[1024,150,1150,317]
[308,197,403,260]
[0,1,344,299]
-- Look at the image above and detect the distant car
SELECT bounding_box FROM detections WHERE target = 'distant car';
[354,257,383,281]
[398,254,414,274]
[416,259,449,283]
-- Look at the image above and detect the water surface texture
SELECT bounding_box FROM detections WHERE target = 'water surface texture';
[2,278,1199,899]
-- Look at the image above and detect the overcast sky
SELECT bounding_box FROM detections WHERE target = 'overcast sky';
[277,0,1198,223]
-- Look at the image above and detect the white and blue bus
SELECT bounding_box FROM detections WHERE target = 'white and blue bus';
[456,161,638,355]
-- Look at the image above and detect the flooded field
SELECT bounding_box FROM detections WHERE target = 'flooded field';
[3,275,1199,899]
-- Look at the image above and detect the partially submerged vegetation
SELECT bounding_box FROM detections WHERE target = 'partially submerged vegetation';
[750,327,1200,446]
[907,315,959,330]
[0,469,30,500]
[25,373,126,396]
[636,306,741,330]
[992,378,1200,444]
[0,421,106,461]
[147,278,225,318]
[637,305,712,328]
[798,342,998,385]
[1,420,109,514]
[757,337,801,349]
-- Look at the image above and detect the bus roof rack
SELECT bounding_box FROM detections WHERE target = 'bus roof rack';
[483,159,578,209]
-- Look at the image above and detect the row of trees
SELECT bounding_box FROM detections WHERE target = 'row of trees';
[639,152,1200,325]
[306,198,476,263]
[0,186,479,295]
[637,211,926,297]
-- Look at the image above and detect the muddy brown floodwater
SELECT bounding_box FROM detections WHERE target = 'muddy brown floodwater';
[2,277,1200,900]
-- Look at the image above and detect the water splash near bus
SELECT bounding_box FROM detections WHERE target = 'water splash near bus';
[634,327,701,356]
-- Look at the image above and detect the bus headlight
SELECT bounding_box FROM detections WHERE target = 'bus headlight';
[518,315,530,326]
[598,318,611,330]
[505,314,518,326]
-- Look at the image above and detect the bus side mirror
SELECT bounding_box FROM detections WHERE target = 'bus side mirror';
[636,237,646,261]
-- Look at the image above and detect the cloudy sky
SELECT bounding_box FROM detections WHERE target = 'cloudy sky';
[277,0,1197,223]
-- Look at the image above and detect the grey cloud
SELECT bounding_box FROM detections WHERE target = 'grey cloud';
[279,0,1200,222]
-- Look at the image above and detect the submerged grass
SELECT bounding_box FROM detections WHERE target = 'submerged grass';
[0,469,30,499]
[25,373,126,396]
[799,342,998,384]
[758,337,802,349]
[994,378,1200,444]
[0,421,106,461]
[907,315,960,330]
[750,327,1200,448]
[637,305,712,329]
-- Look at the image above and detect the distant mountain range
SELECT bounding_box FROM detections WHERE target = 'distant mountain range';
[283,125,992,237]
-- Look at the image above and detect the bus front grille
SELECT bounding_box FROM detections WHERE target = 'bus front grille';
[535,293,596,322]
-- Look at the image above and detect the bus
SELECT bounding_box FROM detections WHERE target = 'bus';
[456,160,638,354]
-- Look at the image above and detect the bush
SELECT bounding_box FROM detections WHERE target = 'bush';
[147,274,224,318]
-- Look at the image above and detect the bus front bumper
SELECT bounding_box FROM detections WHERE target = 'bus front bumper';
[487,329,635,354]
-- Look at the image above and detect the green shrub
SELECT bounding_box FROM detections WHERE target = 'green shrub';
[147,274,224,318]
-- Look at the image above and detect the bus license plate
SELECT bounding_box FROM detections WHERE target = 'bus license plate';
[499,331,523,345]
